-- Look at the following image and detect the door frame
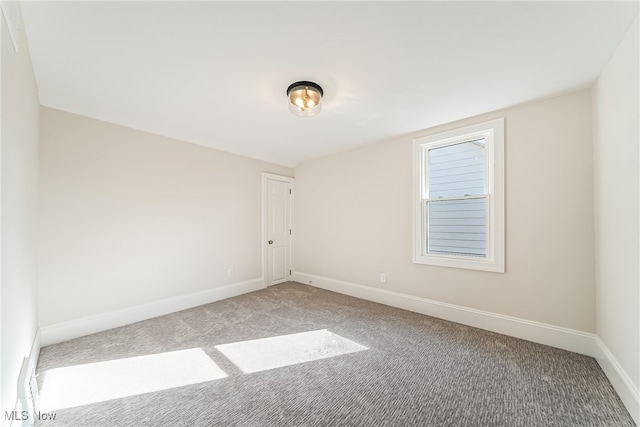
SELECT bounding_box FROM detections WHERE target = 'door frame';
[262,173,295,287]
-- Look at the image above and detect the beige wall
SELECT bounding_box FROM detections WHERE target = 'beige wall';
[1,7,40,422]
[295,89,595,332]
[593,16,639,397]
[38,107,292,326]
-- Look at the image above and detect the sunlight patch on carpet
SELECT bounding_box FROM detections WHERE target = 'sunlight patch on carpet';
[38,348,226,411]
[215,329,368,374]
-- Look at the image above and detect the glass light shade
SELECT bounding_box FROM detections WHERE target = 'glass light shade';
[287,81,323,117]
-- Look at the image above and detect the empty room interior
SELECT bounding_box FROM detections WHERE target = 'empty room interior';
[1,1,639,426]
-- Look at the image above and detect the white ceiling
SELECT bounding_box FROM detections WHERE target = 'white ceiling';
[20,1,639,167]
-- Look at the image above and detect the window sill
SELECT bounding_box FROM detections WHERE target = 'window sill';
[413,253,505,273]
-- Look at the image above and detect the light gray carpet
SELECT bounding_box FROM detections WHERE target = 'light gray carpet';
[36,282,634,426]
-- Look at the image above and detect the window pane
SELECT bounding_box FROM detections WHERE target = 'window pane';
[427,198,486,257]
[428,139,485,198]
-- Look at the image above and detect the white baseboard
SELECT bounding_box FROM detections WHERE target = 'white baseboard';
[293,271,638,424]
[39,279,264,347]
[594,336,640,424]
[294,272,597,355]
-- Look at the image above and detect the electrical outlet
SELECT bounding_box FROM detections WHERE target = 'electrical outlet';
[380,273,386,283]
[227,268,234,278]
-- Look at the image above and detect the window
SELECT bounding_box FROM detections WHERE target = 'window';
[413,118,504,272]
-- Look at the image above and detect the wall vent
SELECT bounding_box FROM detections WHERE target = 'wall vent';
[16,355,39,426]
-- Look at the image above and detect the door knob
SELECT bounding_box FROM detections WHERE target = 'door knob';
[268,240,273,244]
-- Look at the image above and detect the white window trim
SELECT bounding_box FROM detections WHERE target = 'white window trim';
[413,118,505,273]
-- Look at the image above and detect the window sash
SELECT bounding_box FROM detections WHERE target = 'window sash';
[427,139,487,199]
[422,195,489,258]
[422,138,490,259]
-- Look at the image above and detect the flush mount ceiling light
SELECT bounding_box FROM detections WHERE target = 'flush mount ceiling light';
[286,81,323,117]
